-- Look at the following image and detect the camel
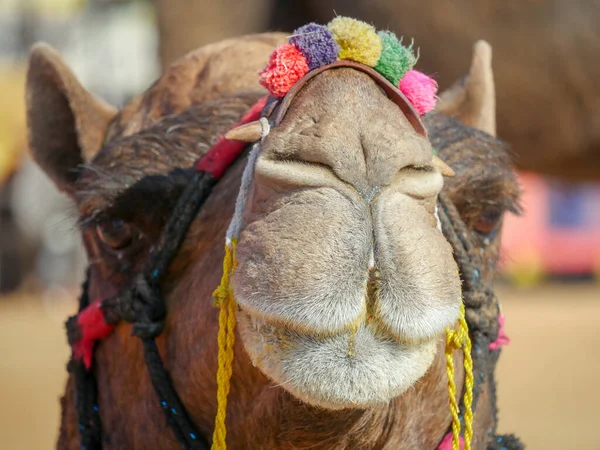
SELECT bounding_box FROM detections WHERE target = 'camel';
[26,31,521,449]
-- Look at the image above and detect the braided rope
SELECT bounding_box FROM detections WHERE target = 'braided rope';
[142,339,207,449]
[211,239,238,450]
[445,302,474,450]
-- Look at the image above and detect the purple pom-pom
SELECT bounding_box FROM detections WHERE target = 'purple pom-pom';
[289,23,340,70]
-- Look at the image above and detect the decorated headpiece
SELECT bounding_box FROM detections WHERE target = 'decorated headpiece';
[258,17,438,115]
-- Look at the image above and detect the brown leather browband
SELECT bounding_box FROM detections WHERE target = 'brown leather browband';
[262,60,427,137]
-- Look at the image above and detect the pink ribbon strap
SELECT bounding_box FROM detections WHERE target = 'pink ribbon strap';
[437,433,465,450]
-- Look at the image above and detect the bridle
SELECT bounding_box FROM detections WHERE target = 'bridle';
[68,169,219,449]
[65,63,522,450]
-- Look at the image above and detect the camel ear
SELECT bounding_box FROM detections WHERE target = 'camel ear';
[26,43,118,195]
[434,40,496,136]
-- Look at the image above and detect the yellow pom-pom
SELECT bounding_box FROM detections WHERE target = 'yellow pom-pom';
[328,17,382,67]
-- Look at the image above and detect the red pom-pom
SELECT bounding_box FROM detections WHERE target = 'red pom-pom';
[399,70,438,115]
[260,43,309,98]
[73,300,115,369]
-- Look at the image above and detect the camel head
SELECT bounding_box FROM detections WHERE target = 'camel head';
[25,28,518,419]
[227,31,518,408]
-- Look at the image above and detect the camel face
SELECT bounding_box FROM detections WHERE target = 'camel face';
[26,34,520,446]
[233,69,461,409]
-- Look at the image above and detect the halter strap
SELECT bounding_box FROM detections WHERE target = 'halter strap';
[264,60,427,136]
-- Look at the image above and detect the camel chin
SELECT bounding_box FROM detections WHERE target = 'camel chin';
[237,311,440,410]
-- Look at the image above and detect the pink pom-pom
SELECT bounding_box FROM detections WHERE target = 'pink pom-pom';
[489,313,510,350]
[399,70,438,115]
[437,433,465,450]
[259,43,309,98]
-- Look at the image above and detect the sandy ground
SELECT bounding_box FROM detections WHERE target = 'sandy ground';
[0,283,598,450]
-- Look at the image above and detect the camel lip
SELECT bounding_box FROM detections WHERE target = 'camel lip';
[237,312,440,410]
[235,263,459,343]
[238,302,445,348]
[237,305,367,338]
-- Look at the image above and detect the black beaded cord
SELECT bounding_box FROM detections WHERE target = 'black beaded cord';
[128,171,216,450]
[142,339,206,447]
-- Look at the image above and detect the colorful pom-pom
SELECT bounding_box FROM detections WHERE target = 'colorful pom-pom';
[374,31,417,85]
[259,43,310,98]
[289,23,340,71]
[399,70,438,115]
[327,17,382,67]
[258,17,434,116]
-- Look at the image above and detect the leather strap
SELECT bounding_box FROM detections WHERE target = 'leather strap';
[263,60,427,137]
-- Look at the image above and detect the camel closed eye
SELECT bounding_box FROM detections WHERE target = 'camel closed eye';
[392,165,443,200]
[401,164,434,173]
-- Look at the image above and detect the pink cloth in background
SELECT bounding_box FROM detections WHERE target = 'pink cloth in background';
[500,172,600,276]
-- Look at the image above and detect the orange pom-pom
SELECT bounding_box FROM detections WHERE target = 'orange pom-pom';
[259,44,309,98]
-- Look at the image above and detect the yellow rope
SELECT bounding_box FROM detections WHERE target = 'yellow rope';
[211,240,473,450]
[445,302,474,450]
[211,239,238,450]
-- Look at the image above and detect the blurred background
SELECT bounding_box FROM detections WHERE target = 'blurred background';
[0,0,598,449]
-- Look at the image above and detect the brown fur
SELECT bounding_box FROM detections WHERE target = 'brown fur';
[25,34,517,449]
[26,44,117,194]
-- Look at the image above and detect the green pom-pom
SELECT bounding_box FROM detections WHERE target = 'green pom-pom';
[374,31,417,85]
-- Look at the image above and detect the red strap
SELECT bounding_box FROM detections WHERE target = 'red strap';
[194,96,268,178]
